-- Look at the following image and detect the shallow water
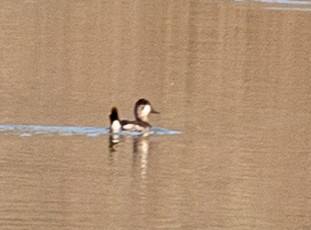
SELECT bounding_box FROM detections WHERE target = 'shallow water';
[1,0,311,229]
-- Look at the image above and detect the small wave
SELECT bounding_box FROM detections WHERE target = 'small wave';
[0,124,181,137]
[234,0,311,6]
[265,6,311,11]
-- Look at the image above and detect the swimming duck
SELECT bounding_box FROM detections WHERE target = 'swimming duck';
[109,98,159,133]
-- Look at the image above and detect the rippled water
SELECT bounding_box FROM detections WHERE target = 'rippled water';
[1,0,310,229]
[0,124,181,137]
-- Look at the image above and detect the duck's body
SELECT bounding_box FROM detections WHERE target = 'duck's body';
[109,98,159,133]
[120,119,151,132]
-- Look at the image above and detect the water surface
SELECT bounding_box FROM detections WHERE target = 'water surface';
[1,0,310,229]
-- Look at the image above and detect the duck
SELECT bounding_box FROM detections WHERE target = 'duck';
[109,98,159,133]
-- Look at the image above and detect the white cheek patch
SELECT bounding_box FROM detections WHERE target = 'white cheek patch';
[111,120,121,133]
[141,105,151,117]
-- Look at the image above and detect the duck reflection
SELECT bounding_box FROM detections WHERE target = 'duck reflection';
[133,136,150,172]
[109,133,120,152]
[108,134,151,174]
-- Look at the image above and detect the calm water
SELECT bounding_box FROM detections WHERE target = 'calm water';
[1,0,311,229]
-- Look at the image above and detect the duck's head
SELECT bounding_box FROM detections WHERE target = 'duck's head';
[134,98,160,122]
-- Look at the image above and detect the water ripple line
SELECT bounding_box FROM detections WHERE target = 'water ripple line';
[0,124,181,137]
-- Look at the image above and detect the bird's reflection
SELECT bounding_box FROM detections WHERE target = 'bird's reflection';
[133,136,150,174]
[109,133,120,152]
[108,134,151,177]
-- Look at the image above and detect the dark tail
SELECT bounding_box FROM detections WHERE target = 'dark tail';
[109,107,119,125]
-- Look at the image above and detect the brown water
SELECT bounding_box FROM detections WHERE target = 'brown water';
[1,0,311,229]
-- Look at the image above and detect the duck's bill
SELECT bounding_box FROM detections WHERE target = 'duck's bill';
[151,108,160,114]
